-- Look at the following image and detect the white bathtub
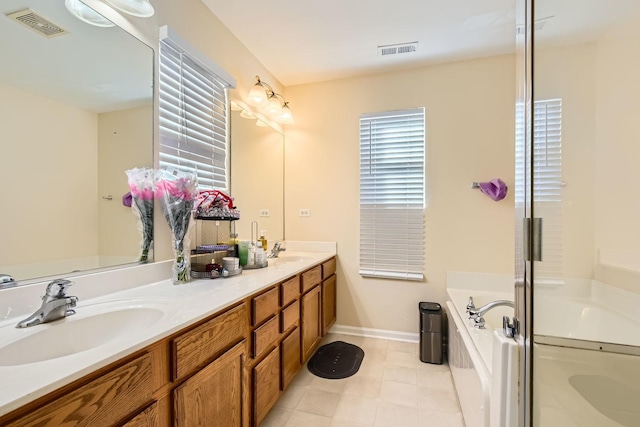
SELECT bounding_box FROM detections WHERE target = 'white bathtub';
[446,271,640,427]
[447,288,518,427]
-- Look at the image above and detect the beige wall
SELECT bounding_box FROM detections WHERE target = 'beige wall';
[535,43,597,279]
[594,18,640,267]
[98,106,153,258]
[230,111,285,243]
[284,56,516,333]
[0,84,99,265]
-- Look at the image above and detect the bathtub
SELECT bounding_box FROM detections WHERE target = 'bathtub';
[447,288,518,427]
[447,271,640,427]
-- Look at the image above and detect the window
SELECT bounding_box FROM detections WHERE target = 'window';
[359,108,425,281]
[159,27,235,191]
[515,99,563,280]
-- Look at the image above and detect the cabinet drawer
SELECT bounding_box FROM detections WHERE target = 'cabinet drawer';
[172,303,247,380]
[280,275,300,307]
[253,315,279,358]
[301,265,322,293]
[281,299,300,333]
[7,353,152,427]
[252,286,279,326]
[322,257,336,279]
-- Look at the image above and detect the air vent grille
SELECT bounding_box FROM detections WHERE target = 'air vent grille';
[378,41,418,57]
[6,9,68,38]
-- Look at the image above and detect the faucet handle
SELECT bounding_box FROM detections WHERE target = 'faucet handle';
[465,296,475,313]
[45,279,73,297]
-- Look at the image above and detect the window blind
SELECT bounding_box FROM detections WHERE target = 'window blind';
[515,99,563,280]
[359,108,425,281]
[159,36,232,191]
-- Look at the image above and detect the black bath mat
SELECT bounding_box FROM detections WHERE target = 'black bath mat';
[307,341,365,379]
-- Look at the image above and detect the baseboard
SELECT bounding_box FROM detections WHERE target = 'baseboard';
[329,324,419,343]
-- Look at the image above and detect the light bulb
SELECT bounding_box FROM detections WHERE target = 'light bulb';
[247,83,268,106]
[277,103,295,124]
[263,95,283,115]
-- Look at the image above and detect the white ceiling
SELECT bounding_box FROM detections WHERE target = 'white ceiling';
[202,0,640,87]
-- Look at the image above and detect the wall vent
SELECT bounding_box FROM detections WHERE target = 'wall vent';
[6,9,68,38]
[377,41,418,57]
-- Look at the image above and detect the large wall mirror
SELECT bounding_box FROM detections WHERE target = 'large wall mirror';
[0,0,153,282]
[230,109,284,245]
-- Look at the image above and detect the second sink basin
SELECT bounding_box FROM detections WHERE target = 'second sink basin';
[0,299,173,366]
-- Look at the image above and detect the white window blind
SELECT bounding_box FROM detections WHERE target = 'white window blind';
[159,34,233,191]
[359,108,425,281]
[515,99,563,280]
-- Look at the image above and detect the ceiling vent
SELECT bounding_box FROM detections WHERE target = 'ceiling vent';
[6,9,68,38]
[378,41,418,57]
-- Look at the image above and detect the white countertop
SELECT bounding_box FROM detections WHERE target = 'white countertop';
[0,243,335,417]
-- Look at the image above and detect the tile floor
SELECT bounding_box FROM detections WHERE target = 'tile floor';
[260,333,465,427]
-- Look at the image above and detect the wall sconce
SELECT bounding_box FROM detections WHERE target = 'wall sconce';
[65,0,154,27]
[247,75,294,125]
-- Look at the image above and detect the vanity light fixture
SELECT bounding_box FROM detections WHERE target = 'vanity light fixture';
[64,0,115,27]
[246,75,294,124]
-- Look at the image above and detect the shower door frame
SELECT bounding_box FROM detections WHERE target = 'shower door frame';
[515,0,534,426]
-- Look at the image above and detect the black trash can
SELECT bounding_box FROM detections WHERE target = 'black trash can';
[419,302,443,364]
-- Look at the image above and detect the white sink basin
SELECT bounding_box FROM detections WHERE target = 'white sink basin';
[0,299,173,366]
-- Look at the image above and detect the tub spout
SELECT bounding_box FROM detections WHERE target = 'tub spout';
[468,300,514,329]
[468,300,514,319]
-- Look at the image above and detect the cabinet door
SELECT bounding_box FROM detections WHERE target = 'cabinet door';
[122,402,159,427]
[253,346,281,426]
[174,340,245,427]
[281,327,301,391]
[322,275,336,336]
[301,285,322,362]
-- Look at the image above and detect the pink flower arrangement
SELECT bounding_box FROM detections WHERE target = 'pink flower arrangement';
[156,169,198,284]
[125,168,155,262]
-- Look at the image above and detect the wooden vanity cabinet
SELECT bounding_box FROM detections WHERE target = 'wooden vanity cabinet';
[0,257,337,427]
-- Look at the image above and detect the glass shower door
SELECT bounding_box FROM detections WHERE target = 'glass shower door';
[530,1,640,425]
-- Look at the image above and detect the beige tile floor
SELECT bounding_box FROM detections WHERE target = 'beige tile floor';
[260,334,465,427]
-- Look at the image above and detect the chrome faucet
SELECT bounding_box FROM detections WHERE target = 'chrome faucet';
[0,274,18,290]
[16,279,78,328]
[467,300,514,329]
[267,241,286,258]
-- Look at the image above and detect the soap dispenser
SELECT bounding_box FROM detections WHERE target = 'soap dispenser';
[258,230,268,252]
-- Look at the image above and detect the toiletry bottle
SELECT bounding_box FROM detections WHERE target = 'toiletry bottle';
[238,240,250,266]
[248,241,256,266]
[255,244,265,266]
[258,230,268,252]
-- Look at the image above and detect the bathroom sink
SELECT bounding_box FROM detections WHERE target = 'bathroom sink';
[270,253,309,263]
[0,299,172,366]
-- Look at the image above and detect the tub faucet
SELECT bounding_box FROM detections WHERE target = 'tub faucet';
[468,300,514,329]
[267,241,286,258]
[15,279,78,328]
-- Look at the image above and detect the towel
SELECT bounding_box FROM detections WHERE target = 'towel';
[478,179,508,201]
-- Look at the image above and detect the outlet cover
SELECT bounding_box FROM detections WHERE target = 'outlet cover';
[299,208,310,217]
[259,209,270,217]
